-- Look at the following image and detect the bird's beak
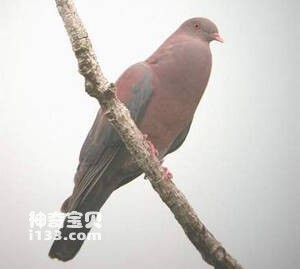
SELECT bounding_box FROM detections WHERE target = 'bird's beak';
[211,33,224,43]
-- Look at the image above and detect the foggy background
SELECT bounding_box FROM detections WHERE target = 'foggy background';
[0,0,299,268]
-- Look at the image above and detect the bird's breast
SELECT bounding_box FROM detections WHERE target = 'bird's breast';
[140,46,212,156]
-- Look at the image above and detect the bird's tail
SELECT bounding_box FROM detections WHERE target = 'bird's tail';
[48,173,116,261]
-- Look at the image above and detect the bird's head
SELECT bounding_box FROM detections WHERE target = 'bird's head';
[179,17,224,44]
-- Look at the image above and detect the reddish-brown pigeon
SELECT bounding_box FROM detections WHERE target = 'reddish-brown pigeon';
[49,17,223,261]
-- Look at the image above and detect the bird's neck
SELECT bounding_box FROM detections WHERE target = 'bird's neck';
[146,37,212,112]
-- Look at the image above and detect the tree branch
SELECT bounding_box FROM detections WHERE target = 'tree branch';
[54,1,244,268]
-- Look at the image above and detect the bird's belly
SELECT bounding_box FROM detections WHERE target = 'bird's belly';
[138,90,196,156]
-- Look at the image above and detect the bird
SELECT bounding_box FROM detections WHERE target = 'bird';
[49,17,223,261]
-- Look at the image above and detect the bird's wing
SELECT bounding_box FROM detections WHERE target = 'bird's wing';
[166,121,192,155]
[65,62,153,212]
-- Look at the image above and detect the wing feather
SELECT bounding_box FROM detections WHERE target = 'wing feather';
[63,62,153,212]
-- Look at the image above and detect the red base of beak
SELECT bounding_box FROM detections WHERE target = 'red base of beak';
[211,33,224,43]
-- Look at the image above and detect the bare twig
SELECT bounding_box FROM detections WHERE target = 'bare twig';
[54,1,244,268]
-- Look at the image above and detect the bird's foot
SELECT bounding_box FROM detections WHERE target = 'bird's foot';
[162,167,173,180]
[143,134,158,157]
[144,167,173,182]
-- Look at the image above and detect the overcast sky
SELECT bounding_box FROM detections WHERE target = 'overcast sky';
[0,0,299,268]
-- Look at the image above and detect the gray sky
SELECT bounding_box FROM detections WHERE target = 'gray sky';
[0,0,299,268]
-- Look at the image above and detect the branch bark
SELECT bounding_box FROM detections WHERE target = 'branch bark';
[54,1,244,268]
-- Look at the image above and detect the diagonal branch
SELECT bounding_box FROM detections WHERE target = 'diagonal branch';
[54,1,244,268]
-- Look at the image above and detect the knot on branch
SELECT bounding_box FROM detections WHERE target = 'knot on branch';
[56,0,69,7]
[211,245,226,263]
[85,79,99,98]
[78,55,96,77]
[102,83,116,100]
[71,30,88,44]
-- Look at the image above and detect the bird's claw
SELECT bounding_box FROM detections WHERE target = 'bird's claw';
[162,167,173,180]
[143,134,158,157]
[144,167,173,182]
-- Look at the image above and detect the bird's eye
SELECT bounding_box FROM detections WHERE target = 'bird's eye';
[194,24,200,29]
